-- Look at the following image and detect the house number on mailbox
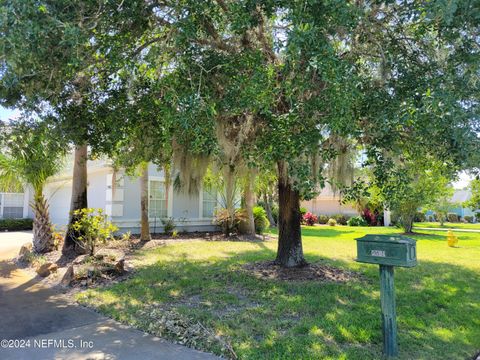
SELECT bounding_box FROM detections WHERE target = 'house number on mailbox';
[371,250,386,257]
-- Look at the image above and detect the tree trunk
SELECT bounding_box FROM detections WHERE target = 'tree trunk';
[264,192,276,227]
[402,214,414,234]
[275,161,306,268]
[243,171,256,235]
[63,144,88,255]
[223,166,236,235]
[140,162,151,241]
[32,187,55,253]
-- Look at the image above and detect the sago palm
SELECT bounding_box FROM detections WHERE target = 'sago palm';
[0,120,65,253]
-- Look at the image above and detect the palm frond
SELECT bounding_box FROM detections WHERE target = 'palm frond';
[0,153,25,192]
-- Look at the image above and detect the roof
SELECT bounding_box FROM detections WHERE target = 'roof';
[48,153,112,182]
[451,189,472,204]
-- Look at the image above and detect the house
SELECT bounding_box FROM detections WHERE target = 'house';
[1,158,221,234]
[2,159,359,230]
[301,184,357,216]
[447,189,477,220]
[0,190,32,219]
[43,160,220,233]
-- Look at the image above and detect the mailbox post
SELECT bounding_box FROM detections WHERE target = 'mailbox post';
[356,235,417,358]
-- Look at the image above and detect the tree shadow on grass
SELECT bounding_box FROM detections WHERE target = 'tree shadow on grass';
[81,242,480,360]
[301,227,356,238]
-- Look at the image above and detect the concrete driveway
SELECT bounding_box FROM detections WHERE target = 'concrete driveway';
[0,231,33,260]
[0,232,219,360]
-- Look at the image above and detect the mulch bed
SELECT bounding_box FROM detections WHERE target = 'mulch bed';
[242,260,361,282]
[131,231,271,244]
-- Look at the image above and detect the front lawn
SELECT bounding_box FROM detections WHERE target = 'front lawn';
[77,226,480,359]
[414,222,480,230]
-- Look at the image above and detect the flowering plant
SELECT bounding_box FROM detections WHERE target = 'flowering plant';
[302,212,318,226]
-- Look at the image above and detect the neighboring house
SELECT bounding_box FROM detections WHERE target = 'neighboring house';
[425,188,478,221]
[43,159,220,234]
[447,189,477,220]
[301,184,357,216]
[0,189,33,220]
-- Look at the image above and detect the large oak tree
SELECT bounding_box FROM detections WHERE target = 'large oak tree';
[1,0,478,266]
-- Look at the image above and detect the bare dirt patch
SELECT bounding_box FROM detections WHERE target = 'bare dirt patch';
[243,261,361,282]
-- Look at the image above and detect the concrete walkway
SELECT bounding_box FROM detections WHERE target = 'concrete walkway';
[0,232,219,360]
[413,227,480,233]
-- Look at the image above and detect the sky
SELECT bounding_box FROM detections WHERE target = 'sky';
[453,172,473,190]
[0,106,20,122]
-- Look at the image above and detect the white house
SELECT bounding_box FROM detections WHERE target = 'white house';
[45,160,220,233]
[1,159,220,234]
[1,158,362,231]
[0,190,32,220]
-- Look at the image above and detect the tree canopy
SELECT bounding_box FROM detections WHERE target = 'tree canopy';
[1,0,479,266]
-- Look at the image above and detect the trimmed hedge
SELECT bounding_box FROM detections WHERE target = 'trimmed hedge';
[327,218,337,226]
[0,218,33,231]
[318,215,329,224]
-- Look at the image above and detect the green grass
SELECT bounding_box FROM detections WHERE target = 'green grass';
[414,222,480,230]
[77,226,480,359]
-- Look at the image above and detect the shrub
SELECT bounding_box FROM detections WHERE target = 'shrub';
[347,216,368,227]
[71,208,118,255]
[327,218,337,226]
[302,212,318,226]
[214,208,248,235]
[317,215,329,224]
[447,213,459,223]
[300,207,308,216]
[333,214,348,225]
[362,208,377,226]
[0,218,33,231]
[253,206,270,234]
[271,206,279,224]
[51,226,64,250]
[161,217,176,235]
[414,211,426,222]
[464,215,474,223]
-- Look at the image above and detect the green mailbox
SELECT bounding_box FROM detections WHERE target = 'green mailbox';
[356,234,417,358]
[356,235,416,267]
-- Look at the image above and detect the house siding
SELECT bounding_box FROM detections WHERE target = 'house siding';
[45,169,110,229]
[301,184,357,216]
[104,164,217,234]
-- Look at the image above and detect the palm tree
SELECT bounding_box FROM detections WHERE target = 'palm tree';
[0,120,65,253]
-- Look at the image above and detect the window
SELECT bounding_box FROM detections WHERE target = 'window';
[1,193,24,219]
[202,188,218,218]
[149,180,167,218]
